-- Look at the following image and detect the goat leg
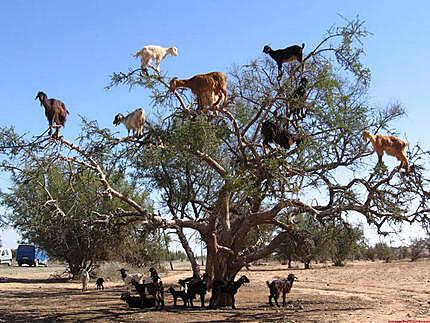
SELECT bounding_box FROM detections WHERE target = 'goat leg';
[277,62,283,81]
[377,154,383,166]
[54,126,60,139]
[274,295,280,307]
[200,293,205,307]
[231,295,236,309]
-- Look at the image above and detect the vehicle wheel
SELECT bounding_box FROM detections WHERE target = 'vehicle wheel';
[18,262,22,267]
[7,261,11,266]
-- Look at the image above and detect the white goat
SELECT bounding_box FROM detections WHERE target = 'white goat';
[113,108,146,137]
[134,45,178,72]
[119,268,143,292]
[81,269,90,292]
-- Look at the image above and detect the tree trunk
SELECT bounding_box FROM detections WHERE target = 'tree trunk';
[176,228,200,276]
[206,249,242,308]
[288,256,292,269]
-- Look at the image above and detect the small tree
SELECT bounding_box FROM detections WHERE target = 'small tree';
[120,227,169,267]
[373,242,394,263]
[328,221,364,266]
[410,238,426,261]
[276,234,296,268]
[395,246,410,260]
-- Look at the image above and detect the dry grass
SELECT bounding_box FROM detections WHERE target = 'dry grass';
[0,260,429,322]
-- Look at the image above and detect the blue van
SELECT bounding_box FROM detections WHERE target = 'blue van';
[16,244,49,267]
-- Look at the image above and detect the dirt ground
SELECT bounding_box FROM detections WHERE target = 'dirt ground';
[0,260,429,322]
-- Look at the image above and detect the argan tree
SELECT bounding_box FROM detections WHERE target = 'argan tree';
[0,17,429,295]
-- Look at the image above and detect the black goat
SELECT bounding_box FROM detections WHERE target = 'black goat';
[263,44,305,80]
[149,267,161,282]
[293,77,308,99]
[35,91,69,138]
[183,273,209,307]
[261,120,303,151]
[266,273,298,307]
[120,292,155,308]
[95,277,105,290]
[209,275,250,309]
[291,77,308,118]
[178,276,194,291]
[167,287,191,307]
[132,278,164,310]
[120,292,142,308]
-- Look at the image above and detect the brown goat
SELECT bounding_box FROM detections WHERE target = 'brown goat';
[363,130,410,172]
[266,273,298,307]
[169,72,227,112]
[35,91,69,138]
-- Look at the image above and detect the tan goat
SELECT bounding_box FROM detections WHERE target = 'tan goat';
[363,130,410,172]
[169,72,227,112]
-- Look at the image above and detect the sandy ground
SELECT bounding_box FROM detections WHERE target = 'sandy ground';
[0,260,429,322]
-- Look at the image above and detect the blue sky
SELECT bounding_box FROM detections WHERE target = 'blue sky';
[1,1,429,248]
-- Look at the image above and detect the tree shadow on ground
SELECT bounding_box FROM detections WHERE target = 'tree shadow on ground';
[0,277,69,284]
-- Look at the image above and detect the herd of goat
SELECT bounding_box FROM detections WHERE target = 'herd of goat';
[35,43,412,172]
[111,267,298,310]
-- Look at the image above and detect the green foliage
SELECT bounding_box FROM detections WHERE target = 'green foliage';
[276,215,364,268]
[373,242,395,262]
[328,221,364,266]
[120,228,177,267]
[0,161,159,277]
[409,237,427,261]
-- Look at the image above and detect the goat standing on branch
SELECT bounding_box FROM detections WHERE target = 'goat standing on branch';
[169,72,228,112]
[363,130,411,172]
[134,45,178,73]
[261,119,303,152]
[291,77,308,119]
[113,108,146,138]
[35,91,69,138]
[263,43,305,80]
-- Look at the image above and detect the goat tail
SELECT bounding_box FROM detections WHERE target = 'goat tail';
[266,280,271,288]
[301,43,305,49]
